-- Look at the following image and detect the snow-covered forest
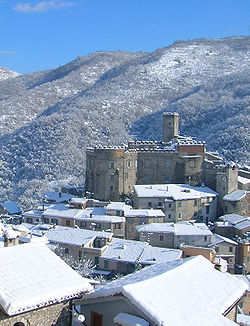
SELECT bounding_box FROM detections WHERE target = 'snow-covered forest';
[0,36,249,209]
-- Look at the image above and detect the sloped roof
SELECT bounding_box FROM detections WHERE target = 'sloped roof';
[223,190,246,202]
[45,226,112,246]
[83,256,247,325]
[134,184,218,200]
[209,234,238,246]
[0,243,93,316]
[125,209,165,218]
[0,201,22,214]
[136,221,212,236]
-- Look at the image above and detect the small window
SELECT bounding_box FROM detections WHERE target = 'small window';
[229,247,233,253]
[168,203,171,208]
[178,202,182,207]
[108,161,115,169]
[43,217,49,224]
[109,173,115,181]
[78,251,82,259]
[194,200,197,207]
[204,236,207,241]
[116,210,120,216]
[125,172,128,180]
[166,161,171,168]
[148,202,152,208]
[104,260,109,269]
[115,223,121,229]
[168,214,171,219]
[65,248,69,255]
[51,218,58,225]
[80,221,86,227]
[94,256,99,266]
[65,220,71,226]
[225,206,228,213]
[206,206,210,214]
[110,185,113,192]
[26,217,32,224]
[95,223,101,229]
[160,235,164,241]
[178,212,182,219]
[189,160,195,168]
[215,246,219,253]
[127,160,131,168]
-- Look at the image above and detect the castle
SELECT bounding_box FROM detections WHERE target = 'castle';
[85,112,246,216]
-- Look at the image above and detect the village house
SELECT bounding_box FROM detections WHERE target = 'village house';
[214,214,250,239]
[133,183,218,223]
[0,243,92,326]
[98,237,182,275]
[42,191,75,204]
[0,201,22,216]
[22,201,168,240]
[136,221,213,249]
[78,255,248,326]
[214,214,250,274]
[208,234,238,273]
[15,224,182,276]
[124,208,165,240]
[236,233,250,275]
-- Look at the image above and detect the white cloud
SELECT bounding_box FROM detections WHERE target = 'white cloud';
[13,1,74,13]
[0,51,19,55]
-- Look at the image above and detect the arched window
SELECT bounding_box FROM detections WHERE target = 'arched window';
[13,322,25,326]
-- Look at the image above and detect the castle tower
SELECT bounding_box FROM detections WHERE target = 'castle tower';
[162,112,179,142]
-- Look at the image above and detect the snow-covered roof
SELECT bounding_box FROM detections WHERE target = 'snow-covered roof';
[70,197,88,205]
[0,243,93,316]
[136,221,212,236]
[74,214,125,223]
[125,209,165,218]
[114,313,149,326]
[223,190,246,202]
[0,201,22,215]
[3,228,20,240]
[105,202,132,211]
[42,191,75,203]
[238,176,250,184]
[139,247,182,265]
[218,214,247,225]
[217,214,250,230]
[45,226,112,247]
[100,238,148,263]
[209,234,238,246]
[22,209,44,218]
[100,238,181,265]
[83,256,247,325]
[234,219,250,230]
[134,184,218,200]
[43,205,106,219]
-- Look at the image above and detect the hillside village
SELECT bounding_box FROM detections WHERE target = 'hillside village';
[0,112,249,325]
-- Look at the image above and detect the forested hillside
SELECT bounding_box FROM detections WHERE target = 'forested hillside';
[0,36,249,208]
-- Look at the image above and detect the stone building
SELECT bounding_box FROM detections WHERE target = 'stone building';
[0,243,92,326]
[85,112,206,201]
[133,184,218,223]
[78,256,248,326]
[85,112,247,219]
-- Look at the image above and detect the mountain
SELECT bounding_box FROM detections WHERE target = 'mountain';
[0,36,249,208]
[0,66,19,81]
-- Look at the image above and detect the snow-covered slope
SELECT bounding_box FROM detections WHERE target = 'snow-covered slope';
[0,66,19,81]
[0,36,249,208]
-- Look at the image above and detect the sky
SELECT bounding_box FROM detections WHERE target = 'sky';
[0,0,249,74]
